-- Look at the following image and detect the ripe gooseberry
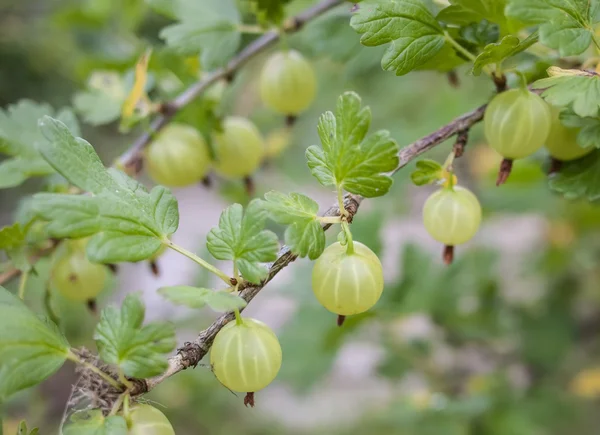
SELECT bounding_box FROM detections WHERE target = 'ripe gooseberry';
[51,240,108,301]
[259,49,316,115]
[210,317,282,395]
[212,117,264,178]
[422,185,482,263]
[545,106,593,161]
[145,123,211,187]
[484,88,551,185]
[128,404,175,435]
[311,241,384,317]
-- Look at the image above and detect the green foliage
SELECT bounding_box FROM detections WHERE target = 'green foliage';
[506,0,600,55]
[73,71,126,126]
[62,411,127,435]
[15,421,38,435]
[410,159,444,186]
[250,0,293,25]
[548,149,600,201]
[159,0,241,70]
[534,68,600,118]
[472,32,538,75]
[306,91,399,197]
[158,286,247,312]
[0,223,30,272]
[93,294,176,378]
[0,100,79,188]
[207,200,279,284]
[560,109,600,149]
[350,0,446,76]
[260,191,325,260]
[0,286,70,400]
[437,0,509,29]
[30,117,179,263]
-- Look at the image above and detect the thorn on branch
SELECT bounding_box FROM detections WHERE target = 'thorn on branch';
[447,70,460,88]
[492,73,507,93]
[244,392,255,407]
[453,130,469,158]
[548,157,562,175]
[443,245,454,265]
[496,158,513,186]
[337,315,346,327]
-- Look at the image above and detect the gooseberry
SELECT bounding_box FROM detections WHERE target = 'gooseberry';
[212,117,264,178]
[128,404,175,435]
[545,106,593,161]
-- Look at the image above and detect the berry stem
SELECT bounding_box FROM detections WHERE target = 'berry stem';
[17,270,29,300]
[318,216,342,224]
[109,392,128,416]
[234,309,243,326]
[67,350,122,390]
[164,239,232,285]
[337,187,349,218]
[341,221,355,255]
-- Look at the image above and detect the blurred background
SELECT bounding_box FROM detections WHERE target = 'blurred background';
[2,0,600,433]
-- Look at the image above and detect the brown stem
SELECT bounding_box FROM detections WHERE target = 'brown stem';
[453,130,469,158]
[492,73,507,93]
[496,158,513,186]
[244,392,255,407]
[337,315,346,327]
[443,245,454,265]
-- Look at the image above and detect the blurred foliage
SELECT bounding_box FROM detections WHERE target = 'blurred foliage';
[1,0,600,434]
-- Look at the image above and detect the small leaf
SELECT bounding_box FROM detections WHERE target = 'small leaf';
[260,191,325,259]
[306,91,399,197]
[93,294,176,378]
[73,71,126,126]
[533,68,600,118]
[158,285,247,312]
[410,159,444,186]
[472,32,538,76]
[250,0,293,25]
[548,149,600,201]
[559,109,600,149]
[122,49,152,120]
[0,223,30,272]
[0,286,70,400]
[350,0,446,76]
[207,200,279,284]
[62,410,127,435]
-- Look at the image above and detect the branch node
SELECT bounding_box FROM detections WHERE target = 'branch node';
[492,73,507,93]
[177,342,203,369]
[158,102,177,116]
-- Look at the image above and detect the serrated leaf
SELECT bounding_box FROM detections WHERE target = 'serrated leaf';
[62,410,127,435]
[410,159,444,186]
[533,68,600,118]
[158,285,247,312]
[93,294,176,378]
[260,191,325,259]
[30,117,179,263]
[306,91,399,197]
[0,286,69,400]
[0,223,31,272]
[207,200,279,284]
[506,0,599,56]
[472,32,538,75]
[438,0,508,26]
[459,19,500,47]
[548,149,600,201]
[159,0,241,70]
[0,100,80,188]
[350,0,446,76]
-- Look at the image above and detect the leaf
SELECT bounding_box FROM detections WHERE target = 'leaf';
[158,285,247,312]
[0,100,79,188]
[459,19,500,47]
[532,68,600,118]
[159,0,241,70]
[16,421,39,435]
[438,0,508,26]
[0,286,70,400]
[260,191,325,260]
[250,0,293,25]
[548,149,600,201]
[506,0,599,55]
[30,117,179,263]
[73,71,126,126]
[62,410,127,435]
[93,294,176,378]
[207,200,279,284]
[0,223,31,272]
[559,109,600,149]
[472,32,538,75]
[120,49,153,131]
[306,91,399,197]
[410,159,444,186]
[350,0,446,76]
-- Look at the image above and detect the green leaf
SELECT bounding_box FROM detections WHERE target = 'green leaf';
[548,149,600,201]
[260,191,325,260]
[438,0,508,26]
[472,32,538,75]
[410,159,444,186]
[30,117,179,263]
[72,71,126,126]
[559,109,600,149]
[62,410,127,435]
[0,286,70,400]
[158,285,247,312]
[159,0,241,70]
[207,200,279,284]
[93,294,176,378]
[250,0,293,25]
[0,223,31,272]
[350,0,446,76]
[0,100,79,188]
[506,0,599,55]
[16,421,39,435]
[306,91,399,197]
[532,68,600,118]
[459,19,500,47]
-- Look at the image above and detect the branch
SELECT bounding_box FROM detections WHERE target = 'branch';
[132,101,489,395]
